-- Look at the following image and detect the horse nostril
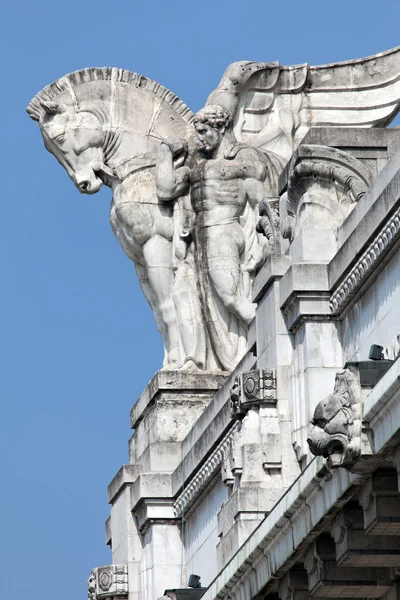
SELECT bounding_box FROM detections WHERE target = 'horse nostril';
[78,180,90,192]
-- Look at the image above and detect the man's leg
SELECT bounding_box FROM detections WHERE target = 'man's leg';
[206,225,256,326]
[143,234,179,368]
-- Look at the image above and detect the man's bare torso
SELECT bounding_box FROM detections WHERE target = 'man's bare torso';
[189,148,266,226]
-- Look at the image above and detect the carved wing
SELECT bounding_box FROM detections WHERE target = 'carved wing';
[207,45,400,161]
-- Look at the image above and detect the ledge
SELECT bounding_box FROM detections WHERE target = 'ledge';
[169,351,255,499]
[363,358,400,455]
[280,264,330,309]
[108,464,142,504]
[252,255,291,303]
[130,473,173,510]
[201,457,357,600]
[278,127,400,194]
[329,160,400,315]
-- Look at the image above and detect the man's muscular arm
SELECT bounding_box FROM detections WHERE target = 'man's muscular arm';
[242,150,269,208]
[156,141,190,202]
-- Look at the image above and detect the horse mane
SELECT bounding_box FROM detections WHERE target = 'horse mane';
[27,67,194,124]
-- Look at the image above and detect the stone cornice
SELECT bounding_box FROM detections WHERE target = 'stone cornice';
[173,425,237,518]
[201,458,357,600]
[330,205,400,314]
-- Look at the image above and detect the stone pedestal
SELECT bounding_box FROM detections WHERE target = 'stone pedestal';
[106,371,228,600]
[129,371,228,473]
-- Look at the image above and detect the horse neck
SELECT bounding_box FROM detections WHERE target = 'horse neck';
[102,125,122,165]
[103,128,158,177]
[80,103,123,167]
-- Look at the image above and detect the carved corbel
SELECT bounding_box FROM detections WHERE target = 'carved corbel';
[230,369,277,419]
[307,368,362,467]
[88,565,128,600]
[229,369,281,484]
[281,145,372,240]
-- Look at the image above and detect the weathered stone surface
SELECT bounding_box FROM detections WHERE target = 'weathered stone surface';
[307,368,362,467]
[88,565,128,600]
[359,473,400,536]
[305,538,392,597]
[332,506,400,567]
[281,145,372,246]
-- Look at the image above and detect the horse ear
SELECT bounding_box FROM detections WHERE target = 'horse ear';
[40,100,61,115]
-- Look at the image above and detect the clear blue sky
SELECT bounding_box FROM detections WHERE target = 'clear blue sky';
[1,1,399,598]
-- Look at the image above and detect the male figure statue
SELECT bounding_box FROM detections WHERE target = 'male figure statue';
[156,105,284,371]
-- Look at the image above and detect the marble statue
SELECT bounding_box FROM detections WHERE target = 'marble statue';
[27,46,400,371]
[156,105,284,370]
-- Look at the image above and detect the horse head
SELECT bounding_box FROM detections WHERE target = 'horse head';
[28,68,195,197]
[39,99,107,194]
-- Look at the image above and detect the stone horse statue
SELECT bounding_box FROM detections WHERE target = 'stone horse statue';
[27,68,194,369]
[28,49,400,372]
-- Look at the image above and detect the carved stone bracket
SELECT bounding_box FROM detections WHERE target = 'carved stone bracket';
[307,368,362,467]
[230,369,277,419]
[88,565,128,600]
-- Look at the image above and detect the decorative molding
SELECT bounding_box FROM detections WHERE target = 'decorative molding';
[231,369,277,419]
[330,205,400,314]
[88,565,128,600]
[282,145,371,241]
[174,425,236,518]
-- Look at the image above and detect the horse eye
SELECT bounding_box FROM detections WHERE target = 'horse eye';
[54,134,66,145]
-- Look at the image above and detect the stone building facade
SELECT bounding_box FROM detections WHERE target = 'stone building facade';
[103,123,400,600]
[28,46,400,600]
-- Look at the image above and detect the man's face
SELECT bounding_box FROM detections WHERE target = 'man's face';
[195,121,223,153]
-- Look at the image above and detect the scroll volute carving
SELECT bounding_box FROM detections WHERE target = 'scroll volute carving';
[281,145,372,242]
[257,198,281,255]
[307,368,362,467]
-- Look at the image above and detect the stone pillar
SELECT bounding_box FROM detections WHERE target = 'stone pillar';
[280,262,343,463]
[253,255,301,486]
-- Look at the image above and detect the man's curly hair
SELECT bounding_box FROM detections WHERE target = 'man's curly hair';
[194,104,233,130]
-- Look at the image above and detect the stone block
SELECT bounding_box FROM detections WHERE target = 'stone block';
[291,229,338,263]
[279,570,309,600]
[359,473,400,535]
[130,473,173,510]
[131,371,229,428]
[138,442,182,473]
[305,538,392,598]
[108,465,143,504]
[280,264,330,308]
[252,255,292,303]
[332,506,400,567]
[129,371,228,469]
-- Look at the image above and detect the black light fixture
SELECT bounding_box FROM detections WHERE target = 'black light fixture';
[369,344,384,361]
[188,575,201,589]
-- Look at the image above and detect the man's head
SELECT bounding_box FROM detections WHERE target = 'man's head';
[193,105,233,153]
